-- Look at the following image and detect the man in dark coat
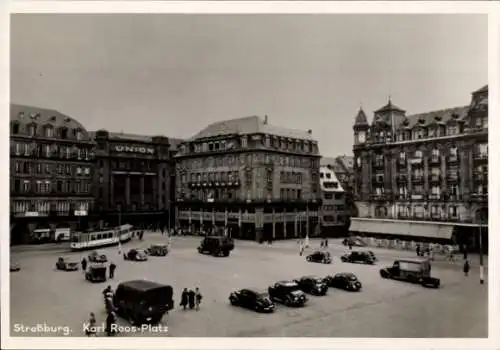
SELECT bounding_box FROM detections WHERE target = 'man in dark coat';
[81,257,87,272]
[109,262,116,279]
[188,289,195,309]
[105,311,117,336]
[180,288,188,310]
[464,259,470,277]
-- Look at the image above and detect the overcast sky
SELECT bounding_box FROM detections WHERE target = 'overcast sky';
[11,14,487,156]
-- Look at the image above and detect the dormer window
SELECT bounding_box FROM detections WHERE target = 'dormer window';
[415,150,423,159]
[414,128,424,140]
[28,124,37,137]
[427,126,436,137]
[12,123,19,134]
[44,126,54,137]
[241,136,248,148]
[447,124,458,135]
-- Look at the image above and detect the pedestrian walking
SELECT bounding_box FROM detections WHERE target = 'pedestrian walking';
[463,259,470,277]
[188,289,195,309]
[109,262,116,279]
[85,312,97,337]
[348,242,353,251]
[299,241,305,256]
[81,257,87,272]
[180,288,188,310]
[325,238,329,248]
[105,311,117,336]
[195,287,203,311]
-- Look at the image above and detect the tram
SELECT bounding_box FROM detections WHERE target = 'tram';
[69,224,137,251]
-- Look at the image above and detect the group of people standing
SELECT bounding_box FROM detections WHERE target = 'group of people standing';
[180,287,203,311]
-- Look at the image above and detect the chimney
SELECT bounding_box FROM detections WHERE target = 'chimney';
[307,129,312,134]
[264,115,268,124]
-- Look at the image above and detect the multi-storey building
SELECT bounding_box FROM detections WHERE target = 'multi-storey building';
[318,164,349,237]
[91,130,182,230]
[10,104,95,244]
[174,115,322,241]
[351,85,488,251]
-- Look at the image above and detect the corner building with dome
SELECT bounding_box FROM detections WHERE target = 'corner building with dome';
[351,85,488,252]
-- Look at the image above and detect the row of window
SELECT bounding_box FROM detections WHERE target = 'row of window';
[181,171,241,184]
[323,182,340,189]
[13,179,92,194]
[363,119,488,145]
[110,160,156,172]
[280,171,303,184]
[373,183,487,197]
[322,205,345,212]
[13,162,92,177]
[374,165,487,181]
[12,121,84,140]
[188,189,238,201]
[179,154,318,170]
[11,200,90,214]
[11,142,91,160]
[187,135,318,155]
[323,193,344,200]
[280,188,303,201]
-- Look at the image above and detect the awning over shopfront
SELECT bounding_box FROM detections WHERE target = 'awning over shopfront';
[349,218,454,240]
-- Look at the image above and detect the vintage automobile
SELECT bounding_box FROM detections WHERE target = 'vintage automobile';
[88,251,108,263]
[55,257,79,271]
[306,251,332,264]
[379,258,440,288]
[114,280,174,325]
[145,244,168,257]
[124,249,149,261]
[340,251,376,265]
[10,261,21,272]
[324,273,362,291]
[342,236,367,247]
[229,288,275,313]
[85,264,108,283]
[268,281,308,307]
[197,236,235,257]
[293,276,328,296]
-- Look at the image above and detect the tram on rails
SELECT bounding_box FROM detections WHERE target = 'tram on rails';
[70,224,138,251]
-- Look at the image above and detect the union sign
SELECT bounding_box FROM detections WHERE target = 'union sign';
[114,145,155,155]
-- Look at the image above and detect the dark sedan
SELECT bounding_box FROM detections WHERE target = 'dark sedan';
[306,251,332,264]
[340,251,376,264]
[324,273,362,292]
[124,249,148,261]
[293,276,328,296]
[229,288,275,313]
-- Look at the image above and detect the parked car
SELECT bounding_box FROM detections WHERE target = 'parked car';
[293,276,328,296]
[85,264,107,283]
[379,258,440,288]
[55,257,79,271]
[114,280,174,325]
[124,249,148,261]
[341,251,376,265]
[324,273,362,291]
[306,251,332,264]
[88,251,108,263]
[342,237,367,247]
[145,244,168,256]
[229,288,275,313]
[10,261,21,272]
[197,236,234,257]
[268,281,308,307]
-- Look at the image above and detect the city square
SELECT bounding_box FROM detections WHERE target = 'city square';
[10,233,487,337]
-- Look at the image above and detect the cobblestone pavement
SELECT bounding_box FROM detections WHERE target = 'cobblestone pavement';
[10,233,487,337]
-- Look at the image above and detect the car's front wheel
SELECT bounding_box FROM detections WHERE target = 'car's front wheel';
[380,270,389,278]
[306,256,312,262]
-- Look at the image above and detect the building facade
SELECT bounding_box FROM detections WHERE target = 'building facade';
[174,115,322,241]
[10,104,95,244]
[318,165,349,237]
[352,85,488,251]
[91,130,182,230]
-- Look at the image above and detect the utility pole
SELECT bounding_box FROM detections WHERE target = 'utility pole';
[479,214,484,284]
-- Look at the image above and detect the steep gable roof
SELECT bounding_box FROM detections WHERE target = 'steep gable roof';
[10,103,87,131]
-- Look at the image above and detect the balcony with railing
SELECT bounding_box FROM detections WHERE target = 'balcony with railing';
[447,155,459,163]
[428,193,441,200]
[409,158,423,165]
[447,172,460,182]
[410,193,425,200]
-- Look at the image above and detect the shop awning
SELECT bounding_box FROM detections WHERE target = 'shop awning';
[349,218,454,240]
